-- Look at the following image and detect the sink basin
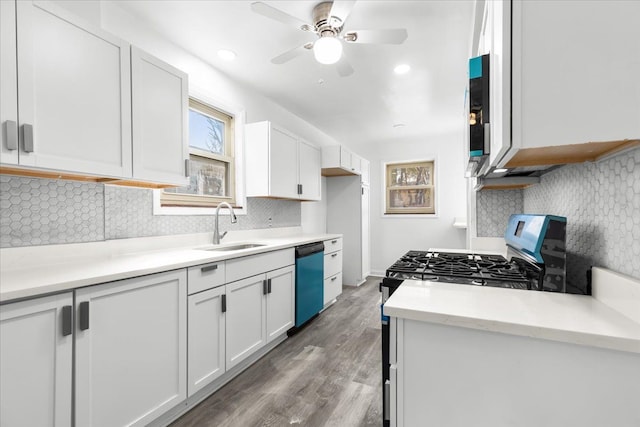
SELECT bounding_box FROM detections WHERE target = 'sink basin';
[200,243,267,252]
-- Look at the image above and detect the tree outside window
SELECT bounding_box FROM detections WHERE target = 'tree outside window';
[385,160,435,214]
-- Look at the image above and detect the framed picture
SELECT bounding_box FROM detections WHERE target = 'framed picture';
[385,160,435,214]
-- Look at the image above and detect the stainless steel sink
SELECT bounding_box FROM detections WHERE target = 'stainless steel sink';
[200,243,266,252]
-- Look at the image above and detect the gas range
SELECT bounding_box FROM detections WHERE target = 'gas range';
[386,250,538,290]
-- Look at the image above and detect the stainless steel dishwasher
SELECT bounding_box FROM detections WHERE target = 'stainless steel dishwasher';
[294,242,324,328]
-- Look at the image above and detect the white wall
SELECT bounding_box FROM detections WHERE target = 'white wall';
[352,132,467,275]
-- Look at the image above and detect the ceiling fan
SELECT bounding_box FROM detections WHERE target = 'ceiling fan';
[250,1,408,76]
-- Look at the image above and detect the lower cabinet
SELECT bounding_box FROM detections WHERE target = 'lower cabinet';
[75,270,187,427]
[0,292,73,427]
[265,265,295,343]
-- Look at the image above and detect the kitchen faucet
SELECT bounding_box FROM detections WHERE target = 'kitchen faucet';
[213,202,237,244]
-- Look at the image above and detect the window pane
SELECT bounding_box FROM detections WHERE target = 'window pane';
[189,109,225,155]
[389,189,432,208]
[166,156,227,197]
[390,166,431,187]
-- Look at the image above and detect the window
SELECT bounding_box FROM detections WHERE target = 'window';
[161,98,236,208]
[385,160,435,214]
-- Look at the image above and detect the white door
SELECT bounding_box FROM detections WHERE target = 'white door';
[298,141,321,201]
[131,46,188,186]
[75,270,187,427]
[269,126,298,199]
[0,292,73,427]
[16,0,132,177]
[187,285,226,397]
[361,184,371,278]
[0,0,18,165]
[266,265,295,343]
[226,274,267,370]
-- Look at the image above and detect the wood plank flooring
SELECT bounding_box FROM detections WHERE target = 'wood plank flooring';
[171,277,383,427]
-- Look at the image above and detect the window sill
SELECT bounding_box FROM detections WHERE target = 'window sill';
[152,190,247,216]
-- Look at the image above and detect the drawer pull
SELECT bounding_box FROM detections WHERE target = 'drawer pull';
[201,264,218,273]
[331,253,337,258]
[331,240,337,244]
[331,276,337,281]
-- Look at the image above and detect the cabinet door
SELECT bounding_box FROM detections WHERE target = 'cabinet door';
[298,141,321,201]
[75,270,187,427]
[361,184,371,278]
[350,153,362,175]
[16,0,132,177]
[360,159,370,185]
[0,0,18,164]
[188,285,226,397]
[131,46,189,186]
[269,126,298,199]
[266,265,295,343]
[226,274,267,370]
[0,292,73,427]
[340,146,352,170]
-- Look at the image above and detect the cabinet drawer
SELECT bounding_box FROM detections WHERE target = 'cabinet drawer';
[188,261,226,295]
[324,250,342,279]
[324,237,342,254]
[226,248,294,284]
[324,273,342,305]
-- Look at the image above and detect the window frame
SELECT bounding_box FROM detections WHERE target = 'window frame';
[383,159,437,215]
[153,89,245,216]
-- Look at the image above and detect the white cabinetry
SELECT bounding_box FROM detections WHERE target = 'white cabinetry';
[75,270,187,427]
[265,265,295,342]
[245,121,321,201]
[326,176,370,286]
[9,0,132,176]
[1,1,189,185]
[0,292,73,427]
[478,0,640,170]
[131,47,189,185]
[321,145,364,176]
[323,237,343,305]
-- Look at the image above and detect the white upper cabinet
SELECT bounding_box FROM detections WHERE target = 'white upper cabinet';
[13,0,132,177]
[481,0,640,169]
[245,121,321,201]
[0,0,18,165]
[131,47,189,186]
[321,145,367,177]
[361,158,370,185]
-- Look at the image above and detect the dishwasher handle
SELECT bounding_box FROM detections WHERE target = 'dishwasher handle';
[295,242,325,258]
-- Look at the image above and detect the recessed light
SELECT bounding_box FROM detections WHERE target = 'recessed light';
[217,49,237,61]
[394,64,411,75]
[494,168,508,173]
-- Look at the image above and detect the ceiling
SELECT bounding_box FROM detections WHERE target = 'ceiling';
[114,0,475,147]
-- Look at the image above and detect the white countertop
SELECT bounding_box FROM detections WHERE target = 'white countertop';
[384,274,640,354]
[0,227,341,302]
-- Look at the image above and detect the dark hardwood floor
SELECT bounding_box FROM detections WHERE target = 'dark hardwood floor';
[171,276,383,427]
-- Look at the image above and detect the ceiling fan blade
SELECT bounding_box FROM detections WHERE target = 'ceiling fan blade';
[271,43,313,65]
[330,0,357,25]
[251,2,310,30]
[336,57,354,77]
[345,29,408,44]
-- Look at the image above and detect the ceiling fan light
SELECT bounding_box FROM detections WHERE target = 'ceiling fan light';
[313,36,343,65]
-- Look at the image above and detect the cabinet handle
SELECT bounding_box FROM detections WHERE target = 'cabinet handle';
[221,294,226,313]
[331,240,337,244]
[267,278,272,294]
[263,279,268,295]
[4,121,17,150]
[185,159,190,177]
[79,301,90,331]
[332,253,338,258]
[62,305,73,336]
[22,124,34,152]
[331,276,337,281]
[201,264,218,273]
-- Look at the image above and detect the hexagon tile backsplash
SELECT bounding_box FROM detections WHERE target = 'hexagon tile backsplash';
[477,147,640,286]
[0,176,300,248]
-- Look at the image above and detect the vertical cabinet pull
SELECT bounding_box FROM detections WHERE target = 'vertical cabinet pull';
[221,294,226,313]
[22,124,34,152]
[263,279,268,295]
[4,121,18,150]
[62,305,73,336]
[267,278,272,294]
[79,301,90,331]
